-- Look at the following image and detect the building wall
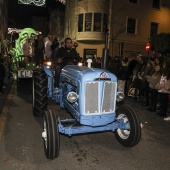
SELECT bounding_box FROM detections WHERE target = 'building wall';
[0,0,8,40]
[63,0,170,59]
[109,0,170,57]
[0,0,8,55]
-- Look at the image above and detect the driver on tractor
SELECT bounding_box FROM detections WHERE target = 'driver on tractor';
[54,37,81,88]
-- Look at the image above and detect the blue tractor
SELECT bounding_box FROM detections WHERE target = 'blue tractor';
[32,63,141,160]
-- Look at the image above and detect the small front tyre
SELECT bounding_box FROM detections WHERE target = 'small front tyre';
[115,106,141,147]
[42,109,60,160]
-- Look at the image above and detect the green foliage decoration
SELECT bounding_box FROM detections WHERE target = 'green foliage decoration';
[10,28,37,63]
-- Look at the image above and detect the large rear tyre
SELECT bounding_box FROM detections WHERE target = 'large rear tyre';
[115,106,141,147]
[32,68,48,117]
[42,109,60,160]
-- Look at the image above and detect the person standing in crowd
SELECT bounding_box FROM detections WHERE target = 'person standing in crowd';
[141,61,154,106]
[146,64,162,112]
[135,54,145,73]
[44,33,52,61]
[155,59,170,119]
[127,55,137,94]
[117,58,129,94]
[50,35,60,62]
[34,34,45,66]
[22,37,31,63]
[54,37,80,88]
[108,56,121,77]
[128,55,137,77]
[92,57,101,68]
[0,58,5,95]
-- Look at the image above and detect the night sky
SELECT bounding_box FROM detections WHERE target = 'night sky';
[8,0,65,28]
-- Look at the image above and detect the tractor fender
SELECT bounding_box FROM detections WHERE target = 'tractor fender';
[43,65,54,78]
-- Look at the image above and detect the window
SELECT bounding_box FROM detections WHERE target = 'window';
[94,13,102,31]
[127,17,137,34]
[152,0,160,9]
[150,22,159,36]
[129,0,138,3]
[78,14,83,32]
[85,13,92,31]
[77,13,106,32]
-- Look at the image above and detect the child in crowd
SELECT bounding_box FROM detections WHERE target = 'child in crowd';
[128,69,142,100]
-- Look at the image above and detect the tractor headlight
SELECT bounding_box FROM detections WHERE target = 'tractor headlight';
[78,62,83,66]
[44,61,52,68]
[67,92,78,103]
[116,92,125,102]
[46,61,52,66]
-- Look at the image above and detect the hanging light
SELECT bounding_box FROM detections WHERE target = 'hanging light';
[18,0,46,7]
[56,0,66,5]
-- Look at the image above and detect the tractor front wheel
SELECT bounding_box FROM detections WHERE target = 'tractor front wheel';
[42,109,60,159]
[115,106,141,147]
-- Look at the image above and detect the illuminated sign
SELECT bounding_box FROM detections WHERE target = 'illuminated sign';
[18,0,46,7]
[8,28,42,35]
[146,42,150,52]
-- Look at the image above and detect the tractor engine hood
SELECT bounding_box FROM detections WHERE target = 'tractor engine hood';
[61,65,117,85]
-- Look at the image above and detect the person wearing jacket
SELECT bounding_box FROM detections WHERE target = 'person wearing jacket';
[155,59,170,119]
[146,64,162,112]
[141,61,154,106]
[44,33,52,60]
[54,37,80,88]
[117,58,129,94]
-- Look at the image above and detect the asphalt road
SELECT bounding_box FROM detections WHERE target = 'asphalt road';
[0,80,170,170]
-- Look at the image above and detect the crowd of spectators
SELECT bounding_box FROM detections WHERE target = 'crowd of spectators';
[33,33,60,66]
[106,53,170,121]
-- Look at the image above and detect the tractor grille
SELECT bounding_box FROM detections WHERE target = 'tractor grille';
[102,82,116,113]
[85,82,99,114]
[85,81,117,114]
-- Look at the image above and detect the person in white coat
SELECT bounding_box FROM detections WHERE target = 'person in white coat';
[44,34,52,60]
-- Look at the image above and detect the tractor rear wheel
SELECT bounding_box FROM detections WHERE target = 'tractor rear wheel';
[32,68,48,117]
